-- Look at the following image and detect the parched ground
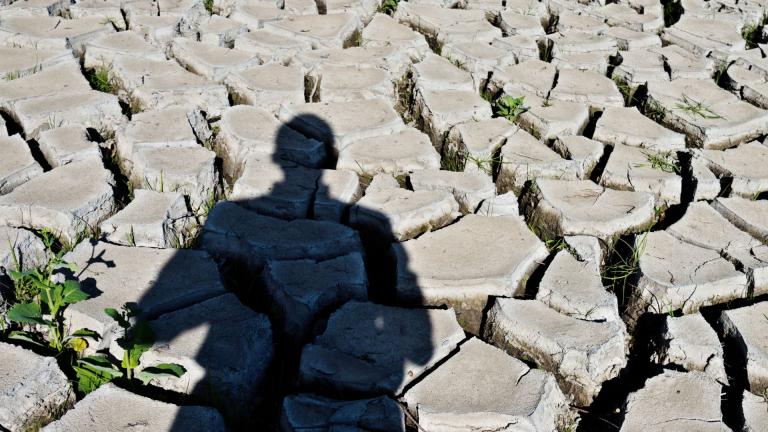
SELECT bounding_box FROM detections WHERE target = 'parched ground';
[1,0,768,430]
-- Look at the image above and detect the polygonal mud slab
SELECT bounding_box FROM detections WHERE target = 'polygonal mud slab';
[110,56,229,117]
[202,201,362,270]
[83,31,166,70]
[488,59,556,98]
[412,53,474,93]
[0,16,113,53]
[63,241,226,349]
[743,390,768,432]
[444,118,517,176]
[224,64,304,114]
[646,78,768,149]
[314,64,395,105]
[403,338,575,431]
[393,215,548,334]
[361,13,429,61]
[516,95,591,141]
[350,187,460,241]
[661,16,744,62]
[0,46,73,79]
[394,3,501,45]
[336,128,441,177]
[230,155,319,220]
[198,15,248,47]
[0,226,47,275]
[620,370,729,432]
[281,394,404,432]
[234,29,313,63]
[409,169,495,214]
[109,293,273,419]
[99,190,193,249]
[440,41,516,89]
[527,179,656,241]
[475,192,520,217]
[41,384,225,432]
[299,301,465,395]
[599,144,683,207]
[263,253,367,344]
[593,107,686,152]
[549,69,624,112]
[628,231,748,318]
[551,135,604,179]
[0,342,73,432]
[216,105,325,179]
[413,88,492,150]
[651,43,714,80]
[536,249,621,323]
[170,38,262,82]
[129,145,217,211]
[496,128,583,194]
[7,90,124,139]
[652,314,727,384]
[604,25,661,51]
[485,298,627,406]
[712,196,768,242]
[0,62,89,109]
[667,202,768,295]
[721,301,768,395]
[0,157,115,243]
[278,98,405,154]
[0,134,42,195]
[37,127,101,168]
[262,13,361,49]
[613,49,668,87]
[693,141,768,198]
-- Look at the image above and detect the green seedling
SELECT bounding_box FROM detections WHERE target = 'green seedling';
[378,0,398,15]
[643,98,666,123]
[603,232,648,305]
[635,151,681,174]
[494,95,529,122]
[88,67,113,93]
[675,95,723,119]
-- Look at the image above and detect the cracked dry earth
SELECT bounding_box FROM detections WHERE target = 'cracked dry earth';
[2,0,768,430]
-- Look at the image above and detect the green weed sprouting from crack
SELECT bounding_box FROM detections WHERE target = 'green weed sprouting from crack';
[634,151,681,174]
[613,75,635,106]
[603,232,649,306]
[466,153,502,176]
[88,66,114,93]
[204,0,214,13]
[742,16,766,50]
[714,62,730,87]
[378,0,398,15]
[643,98,667,123]
[4,70,21,81]
[675,95,724,119]
[494,95,529,122]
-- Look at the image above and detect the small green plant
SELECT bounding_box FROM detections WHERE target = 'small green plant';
[494,95,529,122]
[466,153,501,176]
[73,305,186,394]
[643,98,667,123]
[742,19,765,49]
[378,0,398,15]
[635,151,681,174]
[603,232,649,305]
[88,67,113,93]
[613,76,634,106]
[4,70,21,81]
[204,0,214,14]
[675,94,723,119]
[6,253,93,352]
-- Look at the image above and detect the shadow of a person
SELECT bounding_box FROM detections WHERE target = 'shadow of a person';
[116,113,437,430]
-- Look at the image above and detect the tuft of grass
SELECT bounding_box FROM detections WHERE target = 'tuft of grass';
[88,67,113,93]
[494,95,529,122]
[204,0,214,13]
[742,18,766,49]
[613,75,635,106]
[643,98,667,123]
[634,151,681,174]
[675,94,723,119]
[603,232,648,305]
[4,70,21,81]
[465,153,501,176]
